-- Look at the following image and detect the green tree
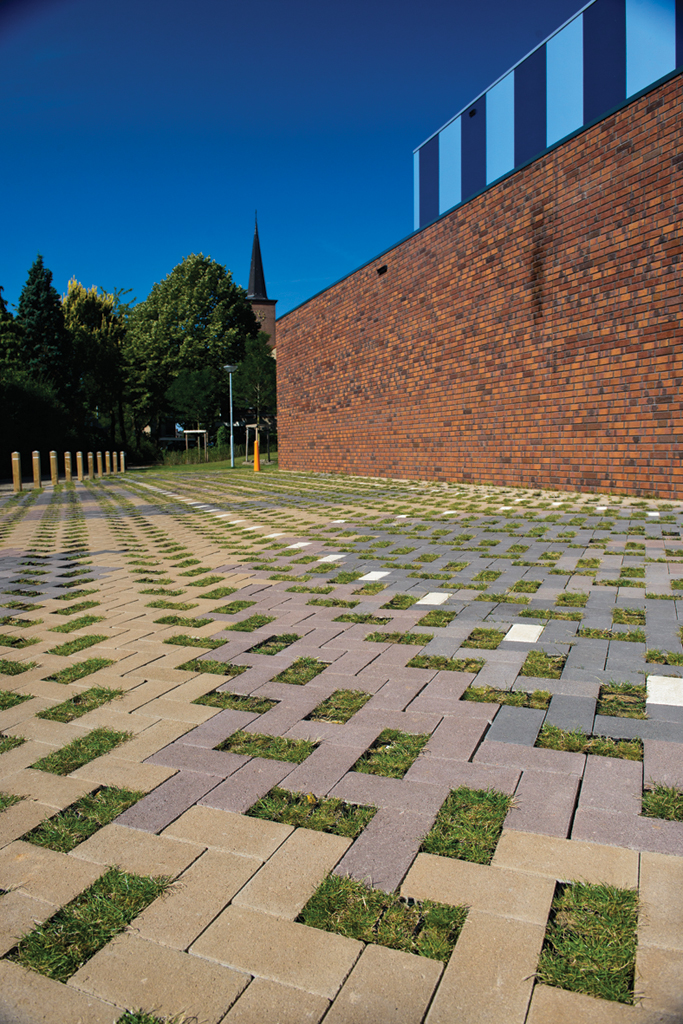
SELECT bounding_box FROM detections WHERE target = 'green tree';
[165,367,220,428]
[125,253,259,437]
[232,332,277,425]
[0,285,22,368]
[16,255,74,401]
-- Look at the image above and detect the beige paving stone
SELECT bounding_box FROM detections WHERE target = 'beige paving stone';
[0,840,104,905]
[223,978,329,1023]
[134,696,219,723]
[0,959,119,1024]
[109,719,193,761]
[426,911,544,1024]
[0,798,54,848]
[162,805,292,859]
[191,904,362,999]
[324,942,443,1024]
[493,829,640,888]
[131,848,260,949]
[69,822,204,877]
[4,717,88,745]
[233,828,351,920]
[163,675,230,702]
[638,851,683,951]
[0,889,57,955]
[0,740,58,780]
[401,853,555,925]
[111,678,183,711]
[2,768,94,808]
[70,707,159,734]
[527,983,677,1023]
[0,696,51,730]
[636,945,683,1017]
[70,754,176,791]
[68,931,249,1024]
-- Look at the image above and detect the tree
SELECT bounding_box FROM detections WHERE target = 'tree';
[0,285,22,368]
[125,253,259,437]
[16,255,74,402]
[165,367,221,428]
[232,332,277,425]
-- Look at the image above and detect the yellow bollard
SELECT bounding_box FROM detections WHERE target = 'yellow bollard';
[64,452,72,482]
[120,451,126,473]
[97,452,103,477]
[11,452,22,493]
[88,452,94,480]
[112,451,118,473]
[32,451,41,489]
[76,452,84,482]
[253,433,260,473]
[105,452,111,474]
[50,451,58,486]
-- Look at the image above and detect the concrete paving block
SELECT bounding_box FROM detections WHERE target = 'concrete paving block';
[68,931,250,1024]
[363,677,430,712]
[636,945,683,1018]
[545,694,596,733]
[526,983,674,1023]
[115,769,223,833]
[324,942,443,1024]
[485,705,546,746]
[190,904,362,1000]
[107,720,192,762]
[474,739,586,775]
[223,978,329,1023]
[571,808,683,856]
[162,805,292,860]
[330,772,448,815]
[69,821,205,876]
[282,743,367,798]
[0,740,60,781]
[0,959,119,1024]
[0,840,104,906]
[579,755,643,816]
[417,714,491,761]
[647,675,683,707]
[0,798,55,849]
[638,851,683,952]
[0,889,57,956]
[234,827,351,919]
[405,756,521,793]
[200,758,295,813]
[425,911,545,1024]
[146,739,249,777]
[70,754,176,792]
[333,807,438,892]
[505,768,580,838]
[643,739,683,789]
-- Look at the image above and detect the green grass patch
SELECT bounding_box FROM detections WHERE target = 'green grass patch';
[32,727,132,775]
[227,614,276,632]
[0,733,25,754]
[509,579,542,593]
[472,570,501,582]
[519,650,567,679]
[47,635,107,657]
[287,584,334,594]
[556,591,589,607]
[473,592,530,604]
[146,600,198,611]
[54,601,101,616]
[187,575,226,587]
[0,615,41,628]
[0,659,38,675]
[23,787,143,852]
[43,658,115,685]
[248,633,301,656]
[537,882,638,1003]
[140,588,188,597]
[536,725,643,761]
[247,786,375,838]
[297,875,467,964]
[353,582,387,596]
[334,612,391,625]
[353,728,428,778]
[416,610,457,628]
[216,730,316,763]
[178,566,214,576]
[421,786,512,864]
[49,615,105,633]
[462,685,551,709]
[380,594,417,610]
[36,686,123,723]
[577,628,646,642]
[645,649,683,665]
[273,656,329,685]
[176,658,247,677]
[212,600,256,615]
[7,866,171,982]
[0,634,39,649]
[192,690,276,713]
[461,628,505,650]
[200,586,238,599]
[329,571,363,584]
[162,634,225,649]
[2,601,45,611]
[596,683,647,719]
[520,608,583,621]
[0,790,23,812]
[408,654,485,674]
[365,631,433,645]
[641,784,683,821]
[612,607,646,625]
[307,597,359,608]
[0,689,32,711]
[306,689,372,723]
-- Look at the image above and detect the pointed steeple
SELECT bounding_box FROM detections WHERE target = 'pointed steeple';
[247,213,268,300]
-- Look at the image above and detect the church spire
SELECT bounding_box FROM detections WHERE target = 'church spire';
[247,212,267,300]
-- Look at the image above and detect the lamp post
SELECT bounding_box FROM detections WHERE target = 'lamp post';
[224,364,238,469]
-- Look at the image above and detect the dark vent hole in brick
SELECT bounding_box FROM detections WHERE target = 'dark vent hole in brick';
[377,265,388,276]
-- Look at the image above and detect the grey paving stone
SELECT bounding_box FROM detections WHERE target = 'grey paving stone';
[545,694,596,733]
[363,678,429,712]
[564,640,608,674]
[643,739,683,788]
[647,703,683,724]
[533,620,580,643]
[418,713,493,761]
[474,739,586,775]
[571,807,683,856]
[593,714,683,743]
[578,755,643,816]
[329,773,449,816]
[403,757,520,794]
[505,769,580,838]
[333,807,436,892]
[176,709,261,748]
[485,706,546,746]
[199,758,295,813]
[512,675,600,698]
[146,741,249,778]
[116,770,223,833]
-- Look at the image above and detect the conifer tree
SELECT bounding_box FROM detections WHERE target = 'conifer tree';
[16,254,72,398]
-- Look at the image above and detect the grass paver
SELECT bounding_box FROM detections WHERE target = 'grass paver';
[36,686,124,723]
[519,650,567,678]
[0,733,25,754]
[176,658,248,676]
[408,654,485,673]
[248,633,301,656]
[32,727,132,774]
[353,729,429,778]
[306,689,372,723]
[462,685,551,709]
[0,790,23,812]
[193,690,276,713]
[47,635,107,657]
[273,656,329,685]
[596,683,647,719]
[23,787,144,851]
[216,731,316,763]
[421,787,512,864]
[641,784,683,821]
[365,631,433,645]
[0,689,32,711]
[246,786,376,837]
[536,725,643,761]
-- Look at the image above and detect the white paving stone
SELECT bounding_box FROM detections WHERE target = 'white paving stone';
[318,554,345,563]
[499,506,512,511]
[647,675,683,707]
[647,512,660,517]
[505,623,544,643]
[331,520,346,524]
[415,592,451,606]
[358,571,390,581]
[287,542,311,549]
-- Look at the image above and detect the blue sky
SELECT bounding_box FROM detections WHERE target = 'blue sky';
[0,0,582,316]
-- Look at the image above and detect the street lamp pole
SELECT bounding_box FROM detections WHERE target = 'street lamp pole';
[224,364,238,469]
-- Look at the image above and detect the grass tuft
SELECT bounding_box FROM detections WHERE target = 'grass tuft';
[248,633,301,656]
[273,656,329,685]
[0,659,38,676]
[0,689,32,711]
[380,594,417,610]
[32,727,132,775]
[37,686,123,723]
[247,786,375,838]
[461,628,505,650]
[216,731,316,763]
[408,654,484,674]
[353,728,428,778]
[154,615,212,628]
[0,790,23,812]
[162,634,225,649]
[193,690,275,713]
[519,650,567,679]
[47,635,107,657]
[417,610,457,628]
[24,787,144,852]
[0,733,25,754]
[227,614,275,632]
[49,615,105,634]
[365,631,433,645]
[306,689,372,723]
[421,786,512,864]
[536,725,643,761]
[641,783,683,821]
[597,683,646,719]
[212,600,256,615]
[176,658,247,677]
[462,686,550,709]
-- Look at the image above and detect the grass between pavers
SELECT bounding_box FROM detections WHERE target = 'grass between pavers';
[43,658,115,685]
[365,631,434,645]
[519,650,567,679]
[641,784,683,821]
[645,649,683,665]
[334,613,391,625]
[353,729,429,778]
[537,881,638,1004]
[0,634,39,649]
[154,615,213,628]
[408,654,485,674]
[461,628,506,650]
[227,614,276,632]
[421,786,512,864]
[597,683,647,719]
[297,875,467,964]
[177,658,248,677]
[146,601,198,613]
[193,690,276,713]
[380,594,417,610]
[287,584,335,595]
[472,570,501,582]
[2,601,44,612]
[53,601,101,616]
[556,592,589,607]
[306,689,372,723]
[578,628,646,643]
[215,730,316,763]
[536,725,643,761]
[246,786,376,837]
[200,587,238,600]
[613,607,646,625]
[32,727,132,775]
[0,689,32,711]
[0,659,38,676]
[354,582,387,596]
[417,610,457,628]
[23,787,144,852]
[308,597,359,608]
[249,633,301,656]
[162,634,225,650]
[212,600,257,615]
[0,790,23,811]
[6,866,171,982]
[55,589,99,602]
[141,588,188,597]
[36,686,124,723]
[273,656,329,685]
[0,615,42,628]
[0,733,25,754]
[47,635,107,657]
[462,686,551,709]
[520,608,584,621]
[49,615,106,634]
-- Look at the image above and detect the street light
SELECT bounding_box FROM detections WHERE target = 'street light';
[223,364,238,468]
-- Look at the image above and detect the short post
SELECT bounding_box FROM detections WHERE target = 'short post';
[204,431,208,463]
[64,452,72,482]
[97,452,103,477]
[254,429,260,473]
[105,451,111,474]
[50,451,58,486]
[112,451,118,473]
[88,452,94,480]
[76,452,84,482]
[119,451,126,473]
[32,451,41,489]
[11,452,22,493]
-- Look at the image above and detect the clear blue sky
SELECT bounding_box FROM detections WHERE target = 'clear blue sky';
[0,0,582,316]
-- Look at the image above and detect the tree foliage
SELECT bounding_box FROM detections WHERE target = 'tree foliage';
[232,332,277,425]
[16,255,73,401]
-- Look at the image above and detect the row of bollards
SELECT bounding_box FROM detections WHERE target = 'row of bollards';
[11,450,126,493]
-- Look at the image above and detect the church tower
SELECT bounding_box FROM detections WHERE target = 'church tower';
[246,215,277,356]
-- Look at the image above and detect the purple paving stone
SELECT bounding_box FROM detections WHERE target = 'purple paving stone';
[474,739,586,776]
[281,743,369,798]
[243,702,318,738]
[578,755,643,816]
[572,807,683,856]
[643,739,683,789]
[404,757,520,795]
[405,672,474,714]
[333,807,438,892]
[322,650,382,676]
[426,713,493,761]
[504,769,580,839]
[350,707,442,736]
[199,758,295,814]
[146,741,248,778]
[363,678,429,712]
[285,719,385,749]
[176,709,261,748]
[198,637,255,661]
[116,770,223,834]
[329,772,449,816]
[368,645,427,670]
[215,665,279,693]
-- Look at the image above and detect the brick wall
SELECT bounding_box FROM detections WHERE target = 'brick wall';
[277,75,683,499]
